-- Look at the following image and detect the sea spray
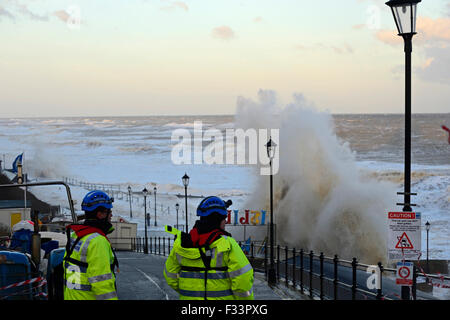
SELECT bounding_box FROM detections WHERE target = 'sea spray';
[25,145,71,179]
[235,90,397,264]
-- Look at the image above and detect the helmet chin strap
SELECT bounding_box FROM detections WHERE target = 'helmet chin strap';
[84,213,113,235]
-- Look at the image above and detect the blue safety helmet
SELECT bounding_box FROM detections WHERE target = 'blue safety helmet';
[81,190,114,212]
[196,196,232,217]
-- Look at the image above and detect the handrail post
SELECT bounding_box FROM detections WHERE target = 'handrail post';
[264,241,268,280]
[292,248,296,289]
[251,242,254,259]
[412,265,417,300]
[319,252,324,300]
[158,237,161,255]
[333,255,338,300]
[309,250,313,299]
[285,246,288,287]
[352,257,357,300]
[149,237,152,254]
[300,249,304,294]
[163,237,166,256]
[277,245,280,282]
[377,262,383,300]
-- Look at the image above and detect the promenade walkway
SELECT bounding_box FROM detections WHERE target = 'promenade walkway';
[115,251,299,300]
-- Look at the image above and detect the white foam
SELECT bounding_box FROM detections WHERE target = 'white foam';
[235,90,403,264]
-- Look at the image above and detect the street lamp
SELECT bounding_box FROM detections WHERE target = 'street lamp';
[386,0,421,300]
[386,0,421,213]
[175,203,180,229]
[182,173,190,233]
[142,187,148,254]
[265,136,277,285]
[425,221,430,278]
[127,185,133,219]
[154,187,157,226]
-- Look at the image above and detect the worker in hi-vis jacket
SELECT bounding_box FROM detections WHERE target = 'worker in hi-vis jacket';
[164,196,254,300]
[63,190,119,300]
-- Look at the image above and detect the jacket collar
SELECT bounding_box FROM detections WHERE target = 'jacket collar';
[188,227,230,247]
[67,224,107,240]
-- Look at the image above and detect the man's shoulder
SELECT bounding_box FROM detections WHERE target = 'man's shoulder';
[85,233,110,247]
[212,234,236,251]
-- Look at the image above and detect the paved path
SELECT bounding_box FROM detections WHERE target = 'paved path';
[115,251,287,300]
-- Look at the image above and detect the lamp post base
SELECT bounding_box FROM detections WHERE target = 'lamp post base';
[401,284,410,300]
[144,241,148,254]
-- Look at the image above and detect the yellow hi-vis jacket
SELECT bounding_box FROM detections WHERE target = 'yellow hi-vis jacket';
[63,226,118,300]
[163,226,254,300]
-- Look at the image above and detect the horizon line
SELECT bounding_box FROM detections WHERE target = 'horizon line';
[1,112,449,119]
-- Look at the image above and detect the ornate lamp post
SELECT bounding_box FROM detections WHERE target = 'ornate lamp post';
[142,187,148,254]
[265,136,277,285]
[385,0,421,300]
[182,173,190,233]
[386,0,421,212]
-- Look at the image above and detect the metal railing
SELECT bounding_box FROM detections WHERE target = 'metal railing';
[62,176,210,202]
[122,236,448,300]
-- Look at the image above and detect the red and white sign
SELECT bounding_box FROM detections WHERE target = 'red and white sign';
[388,212,421,260]
[388,212,416,219]
[395,232,414,249]
[396,262,413,285]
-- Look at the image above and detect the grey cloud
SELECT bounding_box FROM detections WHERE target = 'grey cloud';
[415,46,450,85]
[0,2,50,23]
[0,6,15,20]
[17,4,49,21]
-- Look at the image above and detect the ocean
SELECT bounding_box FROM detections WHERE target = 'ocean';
[0,112,448,262]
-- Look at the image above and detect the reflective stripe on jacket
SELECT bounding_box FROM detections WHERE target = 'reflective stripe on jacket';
[63,232,118,300]
[164,233,254,300]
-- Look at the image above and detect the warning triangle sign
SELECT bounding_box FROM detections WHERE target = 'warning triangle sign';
[395,232,414,249]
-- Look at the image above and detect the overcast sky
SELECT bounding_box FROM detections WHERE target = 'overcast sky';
[0,0,449,117]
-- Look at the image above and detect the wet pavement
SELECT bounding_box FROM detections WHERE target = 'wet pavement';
[115,251,289,300]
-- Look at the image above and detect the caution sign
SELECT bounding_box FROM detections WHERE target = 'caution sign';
[396,262,413,286]
[395,232,414,249]
[388,212,421,260]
